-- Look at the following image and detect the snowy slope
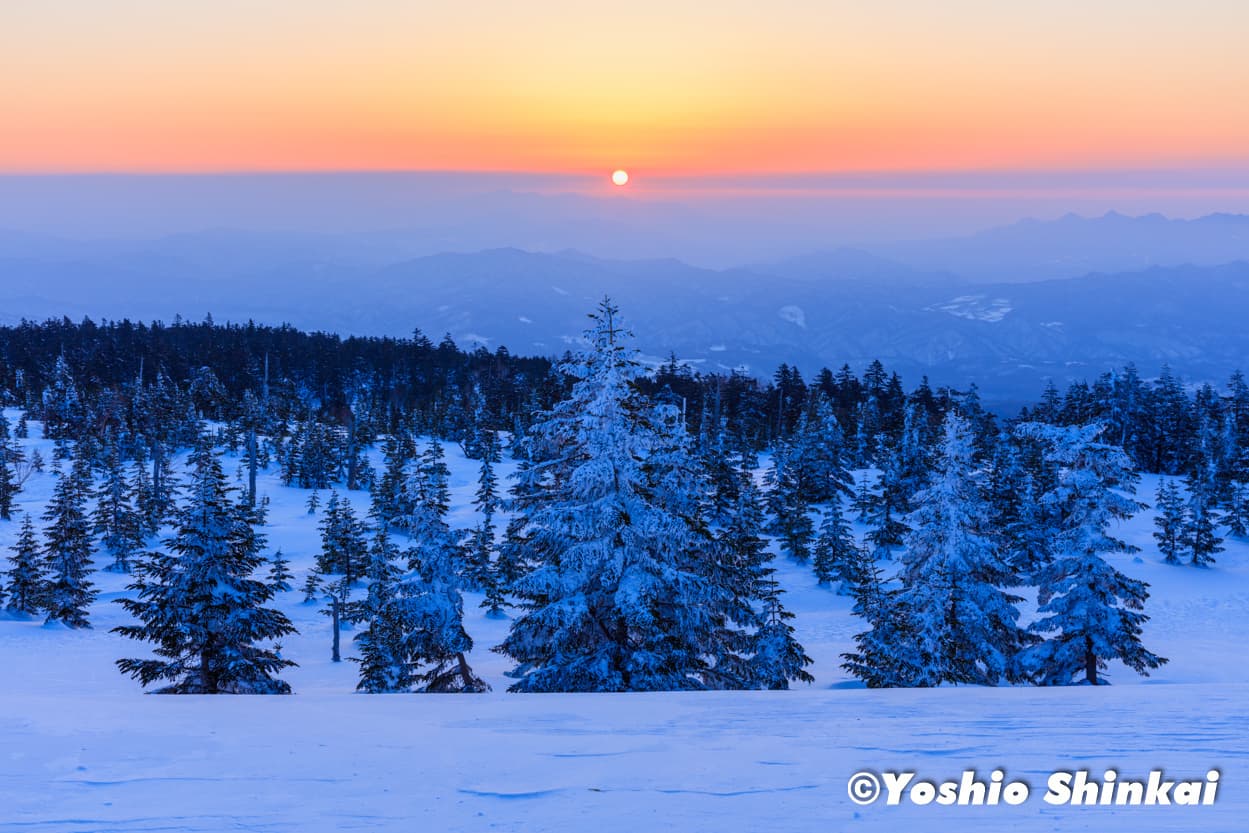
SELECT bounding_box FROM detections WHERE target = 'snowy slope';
[1,412,1246,832]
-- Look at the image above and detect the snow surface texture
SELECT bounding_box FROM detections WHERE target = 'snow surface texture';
[1,411,1246,832]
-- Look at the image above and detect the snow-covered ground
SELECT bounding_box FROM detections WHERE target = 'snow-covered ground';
[1,411,1246,832]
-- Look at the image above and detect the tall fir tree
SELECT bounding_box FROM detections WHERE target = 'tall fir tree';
[718,467,813,689]
[1152,479,1186,564]
[1015,423,1167,685]
[1183,465,1223,568]
[497,300,746,692]
[42,451,97,628]
[766,446,816,562]
[5,514,47,615]
[351,526,414,692]
[93,444,145,573]
[316,493,369,584]
[114,435,297,694]
[465,430,501,591]
[840,544,920,688]
[0,412,20,520]
[892,414,1029,686]
[812,496,859,589]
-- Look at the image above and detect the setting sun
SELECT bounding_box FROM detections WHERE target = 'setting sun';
[611,169,629,187]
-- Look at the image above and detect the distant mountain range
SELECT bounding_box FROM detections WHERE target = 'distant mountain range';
[2,212,1247,401]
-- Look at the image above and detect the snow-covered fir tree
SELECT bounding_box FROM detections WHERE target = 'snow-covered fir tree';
[5,514,47,615]
[464,429,501,591]
[1015,423,1167,685]
[316,492,369,584]
[717,465,812,689]
[114,434,297,694]
[1153,478,1186,564]
[891,413,1029,686]
[1183,463,1223,568]
[765,443,816,562]
[371,430,413,529]
[840,544,920,688]
[268,550,294,593]
[350,526,414,693]
[92,444,145,573]
[42,451,97,628]
[497,300,765,692]
[483,513,528,618]
[812,495,858,589]
[387,469,489,692]
[0,412,20,520]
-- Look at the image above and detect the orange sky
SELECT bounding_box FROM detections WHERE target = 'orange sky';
[3,0,1249,175]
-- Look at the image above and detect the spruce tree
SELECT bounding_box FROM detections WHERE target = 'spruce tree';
[0,413,19,520]
[766,444,815,562]
[301,570,323,604]
[1152,479,1186,564]
[893,414,1029,686]
[1015,423,1167,685]
[351,526,414,692]
[42,452,97,628]
[390,473,489,692]
[719,468,812,689]
[841,544,920,687]
[316,493,369,584]
[5,514,47,615]
[497,300,740,692]
[812,496,858,589]
[483,514,528,617]
[93,444,145,573]
[268,550,293,593]
[465,430,500,591]
[114,436,297,694]
[1183,468,1223,568]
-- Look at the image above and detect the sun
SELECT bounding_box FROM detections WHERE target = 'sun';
[611,169,629,187]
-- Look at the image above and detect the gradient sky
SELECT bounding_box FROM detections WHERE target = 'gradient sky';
[4,0,1249,176]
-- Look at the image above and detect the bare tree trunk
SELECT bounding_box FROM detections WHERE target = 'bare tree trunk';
[1084,636,1098,685]
[331,595,341,663]
[345,407,358,491]
[246,427,258,507]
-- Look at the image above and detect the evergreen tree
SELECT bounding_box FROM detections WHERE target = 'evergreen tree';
[0,413,19,520]
[483,514,528,618]
[766,446,815,562]
[129,457,160,536]
[301,570,323,604]
[465,430,500,591]
[1015,423,1167,685]
[389,477,489,692]
[42,452,97,628]
[893,414,1029,686]
[93,444,145,573]
[114,437,297,694]
[5,514,47,615]
[351,526,414,692]
[497,300,739,692]
[41,354,82,440]
[718,468,812,689]
[371,430,413,529]
[1183,468,1223,568]
[1152,479,1186,564]
[841,544,920,687]
[316,493,369,583]
[812,496,858,589]
[268,550,293,593]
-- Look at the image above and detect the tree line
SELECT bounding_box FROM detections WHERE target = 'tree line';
[4,304,1242,692]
